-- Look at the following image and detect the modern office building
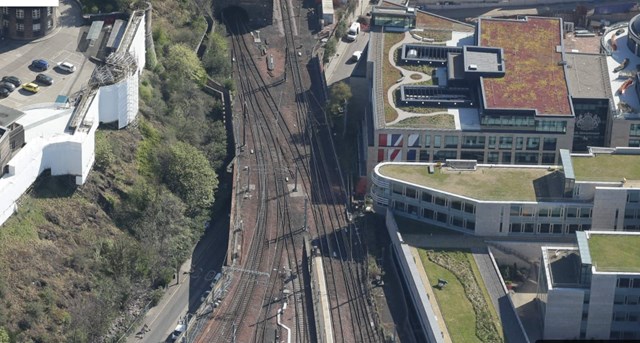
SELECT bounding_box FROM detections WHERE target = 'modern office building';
[370,148,640,236]
[0,1,58,39]
[362,5,640,176]
[538,231,640,340]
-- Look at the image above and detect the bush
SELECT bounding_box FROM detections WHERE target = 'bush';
[323,38,337,64]
[94,132,115,171]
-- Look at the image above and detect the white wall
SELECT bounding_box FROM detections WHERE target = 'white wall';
[129,13,146,76]
[98,71,139,129]
[543,288,584,339]
[586,273,617,339]
[591,188,628,230]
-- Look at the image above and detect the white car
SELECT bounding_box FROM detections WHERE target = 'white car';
[170,323,186,341]
[57,62,76,73]
[351,51,363,62]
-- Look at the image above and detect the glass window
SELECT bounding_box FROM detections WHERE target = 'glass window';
[543,138,557,151]
[488,152,499,163]
[421,191,432,203]
[510,205,521,216]
[625,208,636,219]
[16,9,24,19]
[16,23,24,32]
[32,9,40,19]
[462,136,485,149]
[524,223,534,233]
[499,137,512,149]
[433,135,441,148]
[394,201,405,212]
[552,224,563,234]
[521,207,535,217]
[451,200,462,211]
[631,123,640,137]
[466,220,475,231]
[451,216,464,227]
[392,184,403,195]
[579,208,591,218]
[630,139,640,147]
[424,135,431,148]
[33,23,40,31]
[436,212,448,223]
[405,187,417,199]
[619,278,631,288]
[538,208,549,217]
[435,196,447,207]
[422,208,435,219]
[628,191,640,203]
[567,224,579,234]
[551,208,562,217]
[510,223,522,233]
[527,137,540,151]
[464,203,475,214]
[48,7,53,16]
[434,150,456,161]
[542,153,556,164]
[419,150,430,162]
[516,137,524,150]
[460,151,484,161]
[488,136,496,149]
[566,208,578,218]
[633,278,640,288]
[407,204,418,215]
[501,152,511,163]
[47,19,53,29]
[515,152,539,164]
[2,20,8,28]
[2,7,8,15]
[539,223,551,233]
[445,136,458,148]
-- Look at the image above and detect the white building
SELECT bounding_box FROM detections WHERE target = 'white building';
[371,148,640,236]
[538,231,640,340]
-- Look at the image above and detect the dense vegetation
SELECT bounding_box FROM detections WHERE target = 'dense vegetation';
[0,0,232,341]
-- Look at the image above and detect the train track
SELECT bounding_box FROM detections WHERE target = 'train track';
[195,0,383,341]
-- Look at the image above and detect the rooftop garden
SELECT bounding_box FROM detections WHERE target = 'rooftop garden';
[588,234,640,272]
[389,113,455,129]
[415,11,475,32]
[419,249,503,343]
[572,154,640,182]
[479,17,572,116]
[379,164,552,201]
[383,33,406,123]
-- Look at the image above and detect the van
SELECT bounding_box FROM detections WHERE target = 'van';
[346,22,360,42]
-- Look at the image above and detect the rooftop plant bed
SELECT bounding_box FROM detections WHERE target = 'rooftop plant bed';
[390,113,454,129]
[383,33,406,123]
[416,11,475,32]
[479,17,572,116]
[572,154,640,182]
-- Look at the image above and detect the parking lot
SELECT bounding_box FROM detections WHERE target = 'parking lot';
[0,0,96,109]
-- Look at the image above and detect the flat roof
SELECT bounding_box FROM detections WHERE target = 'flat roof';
[588,232,640,273]
[571,153,640,182]
[378,163,554,201]
[479,17,573,116]
[565,52,612,99]
[0,104,25,128]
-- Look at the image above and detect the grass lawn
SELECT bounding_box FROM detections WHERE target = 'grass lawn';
[418,249,503,343]
[383,33,406,123]
[588,234,640,272]
[572,154,640,182]
[390,113,454,129]
[379,164,553,201]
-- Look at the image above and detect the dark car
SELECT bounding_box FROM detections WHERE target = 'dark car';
[2,76,21,88]
[0,81,16,92]
[0,87,8,98]
[31,59,49,71]
[35,73,53,85]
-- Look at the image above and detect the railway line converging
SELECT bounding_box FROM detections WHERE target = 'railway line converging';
[192,1,383,342]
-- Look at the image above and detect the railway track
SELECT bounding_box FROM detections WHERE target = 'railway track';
[195,0,383,341]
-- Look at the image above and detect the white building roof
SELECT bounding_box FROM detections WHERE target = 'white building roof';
[322,0,334,15]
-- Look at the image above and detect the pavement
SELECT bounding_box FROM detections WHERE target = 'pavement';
[0,0,95,109]
[126,212,229,343]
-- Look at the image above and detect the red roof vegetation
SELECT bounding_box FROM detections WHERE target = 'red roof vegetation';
[479,17,572,116]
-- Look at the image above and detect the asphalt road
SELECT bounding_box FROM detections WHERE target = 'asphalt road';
[128,202,230,343]
[327,31,370,86]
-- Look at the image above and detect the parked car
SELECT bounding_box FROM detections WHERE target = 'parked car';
[22,83,40,93]
[0,87,8,98]
[56,61,76,73]
[2,76,21,88]
[31,59,49,71]
[0,81,16,92]
[170,324,186,341]
[35,73,53,85]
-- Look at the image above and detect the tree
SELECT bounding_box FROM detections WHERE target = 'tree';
[323,38,337,64]
[163,44,207,85]
[163,141,218,214]
[0,327,8,343]
[328,81,352,115]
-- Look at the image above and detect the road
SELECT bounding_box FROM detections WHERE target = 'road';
[127,202,229,343]
[327,32,370,86]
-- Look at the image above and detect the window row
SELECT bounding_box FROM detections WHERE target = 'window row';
[617,277,640,288]
[402,149,556,164]
[3,20,52,32]
[10,8,54,19]
[630,123,640,137]
[610,330,640,340]
[392,185,476,214]
[480,116,567,133]
[509,223,590,234]
[392,201,475,231]
[380,133,557,151]
[510,205,592,219]
[613,294,640,305]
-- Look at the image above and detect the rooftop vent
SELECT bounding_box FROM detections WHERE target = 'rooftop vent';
[468,64,478,70]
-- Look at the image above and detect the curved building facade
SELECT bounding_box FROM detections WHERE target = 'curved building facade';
[627,14,640,56]
[0,6,57,39]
